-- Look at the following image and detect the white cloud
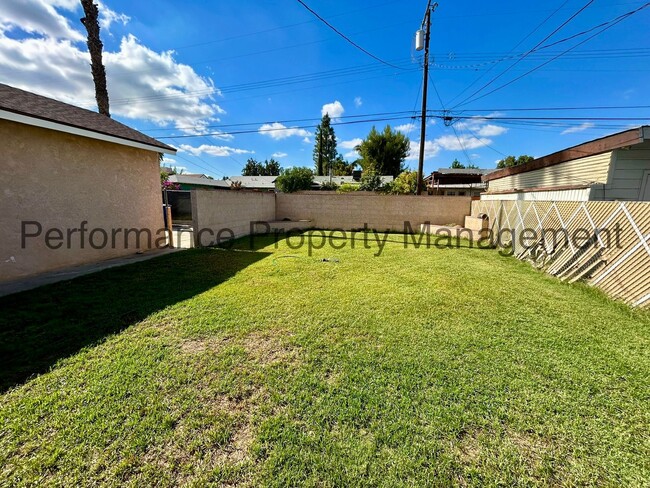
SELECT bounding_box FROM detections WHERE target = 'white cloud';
[339,138,362,159]
[0,5,223,134]
[340,138,363,150]
[302,137,312,144]
[0,0,84,41]
[561,122,595,135]
[476,124,508,137]
[406,140,440,161]
[272,152,288,158]
[259,122,311,140]
[179,144,253,157]
[354,96,362,108]
[435,134,492,151]
[395,123,416,134]
[97,1,130,31]
[321,100,344,118]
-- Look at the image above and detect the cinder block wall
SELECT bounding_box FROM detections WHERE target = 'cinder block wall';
[276,192,471,231]
[1,121,163,282]
[191,190,276,246]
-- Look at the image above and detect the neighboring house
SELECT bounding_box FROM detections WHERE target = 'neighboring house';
[167,174,231,190]
[426,168,494,196]
[313,175,394,188]
[482,126,650,201]
[1,83,176,283]
[225,176,277,191]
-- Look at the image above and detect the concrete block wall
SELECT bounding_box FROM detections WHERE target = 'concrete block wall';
[191,190,276,246]
[276,192,472,232]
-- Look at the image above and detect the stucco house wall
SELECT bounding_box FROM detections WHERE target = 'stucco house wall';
[1,120,164,282]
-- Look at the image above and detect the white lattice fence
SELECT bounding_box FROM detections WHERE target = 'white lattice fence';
[472,200,650,308]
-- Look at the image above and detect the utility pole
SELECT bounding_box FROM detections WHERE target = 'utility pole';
[415,1,437,195]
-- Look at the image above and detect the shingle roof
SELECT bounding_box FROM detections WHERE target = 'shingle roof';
[434,168,496,175]
[0,83,175,153]
[168,174,231,188]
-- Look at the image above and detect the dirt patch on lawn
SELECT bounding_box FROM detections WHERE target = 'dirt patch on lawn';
[507,429,552,469]
[242,330,299,366]
[456,429,483,465]
[180,336,230,354]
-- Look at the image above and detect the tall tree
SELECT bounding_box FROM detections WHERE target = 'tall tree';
[242,158,263,176]
[264,158,281,176]
[357,125,410,177]
[80,0,110,117]
[450,159,479,169]
[496,155,534,169]
[241,158,282,176]
[331,155,357,176]
[313,113,337,176]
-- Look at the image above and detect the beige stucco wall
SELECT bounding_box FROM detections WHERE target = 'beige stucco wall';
[1,120,164,282]
[276,192,471,231]
[191,189,276,246]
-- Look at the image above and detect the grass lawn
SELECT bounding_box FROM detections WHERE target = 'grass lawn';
[1,233,649,486]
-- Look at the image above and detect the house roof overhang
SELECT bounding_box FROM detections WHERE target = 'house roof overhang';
[483,126,648,183]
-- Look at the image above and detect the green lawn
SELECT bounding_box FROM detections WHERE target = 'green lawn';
[1,233,649,486]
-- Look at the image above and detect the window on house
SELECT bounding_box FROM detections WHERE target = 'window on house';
[459,191,466,196]
[447,191,456,196]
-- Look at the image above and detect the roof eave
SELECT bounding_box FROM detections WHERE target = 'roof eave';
[0,109,176,155]
[483,126,646,182]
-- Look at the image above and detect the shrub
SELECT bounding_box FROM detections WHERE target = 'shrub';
[275,167,314,193]
[382,170,420,194]
[319,181,339,191]
[358,172,383,192]
[337,183,360,193]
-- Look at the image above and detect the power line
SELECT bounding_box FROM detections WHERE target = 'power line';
[156,114,419,140]
[295,0,405,70]
[146,110,419,133]
[447,0,572,107]
[455,3,650,108]
[451,0,595,109]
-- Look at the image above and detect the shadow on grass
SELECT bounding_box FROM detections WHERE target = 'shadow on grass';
[0,248,270,393]
[234,232,494,252]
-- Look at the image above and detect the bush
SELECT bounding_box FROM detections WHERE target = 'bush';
[337,183,360,193]
[381,170,420,194]
[275,167,314,193]
[319,181,339,191]
[358,172,383,192]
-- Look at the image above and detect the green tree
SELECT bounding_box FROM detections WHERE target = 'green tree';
[275,167,314,193]
[382,171,422,195]
[450,159,479,169]
[358,172,383,191]
[497,155,534,169]
[313,113,338,176]
[264,158,281,176]
[357,125,410,177]
[331,155,357,176]
[242,158,263,176]
[242,158,282,176]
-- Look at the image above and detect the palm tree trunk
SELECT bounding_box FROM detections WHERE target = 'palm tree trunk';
[80,0,110,117]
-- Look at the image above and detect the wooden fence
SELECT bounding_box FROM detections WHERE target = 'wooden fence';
[471,200,650,308]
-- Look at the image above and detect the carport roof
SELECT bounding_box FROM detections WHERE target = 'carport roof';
[0,83,176,154]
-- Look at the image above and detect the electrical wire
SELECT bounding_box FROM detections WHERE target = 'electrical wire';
[451,0,595,109]
[455,3,650,108]
[446,0,572,107]
[295,0,405,70]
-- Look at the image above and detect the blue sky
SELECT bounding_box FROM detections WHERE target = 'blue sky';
[1,0,649,177]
